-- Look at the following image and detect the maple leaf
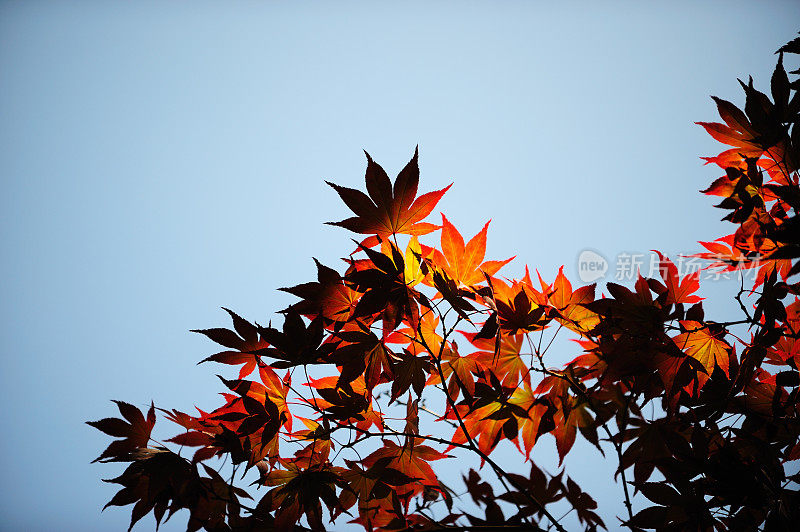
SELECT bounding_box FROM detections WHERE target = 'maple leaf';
[257,310,335,368]
[463,468,508,525]
[444,371,529,458]
[160,408,224,463]
[193,308,270,379]
[388,308,442,357]
[545,266,599,335]
[168,366,293,467]
[498,463,568,524]
[258,459,348,531]
[336,460,399,523]
[189,464,252,531]
[737,368,791,417]
[672,320,731,388]
[332,326,395,390]
[651,251,703,305]
[307,377,385,438]
[426,341,481,399]
[696,96,763,153]
[447,402,514,458]
[462,330,529,388]
[587,275,667,343]
[563,477,604,530]
[290,417,334,463]
[362,439,449,500]
[492,281,550,334]
[280,259,360,324]
[389,349,432,402]
[552,396,593,464]
[99,449,213,532]
[165,430,217,465]
[432,214,513,287]
[508,381,554,458]
[401,236,431,288]
[87,401,156,462]
[651,344,702,404]
[327,148,452,247]
[217,376,287,466]
[345,240,426,336]
[337,455,434,532]
[429,266,477,322]
[692,234,755,274]
[533,375,596,463]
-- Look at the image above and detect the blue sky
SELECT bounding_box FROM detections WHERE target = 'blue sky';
[2,2,799,530]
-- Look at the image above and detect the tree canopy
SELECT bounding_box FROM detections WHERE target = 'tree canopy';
[90,35,800,531]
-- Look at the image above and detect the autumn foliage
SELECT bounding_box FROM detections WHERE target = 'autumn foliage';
[90,37,800,531]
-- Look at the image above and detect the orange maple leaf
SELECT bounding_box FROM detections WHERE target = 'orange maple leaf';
[446,403,514,458]
[545,266,599,335]
[463,330,529,388]
[672,320,730,387]
[426,341,481,398]
[432,214,513,287]
[509,382,552,458]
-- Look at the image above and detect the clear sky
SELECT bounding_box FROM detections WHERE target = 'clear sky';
[1,2,799,530]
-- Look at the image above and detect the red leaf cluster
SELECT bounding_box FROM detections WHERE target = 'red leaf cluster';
[90,38,800,531]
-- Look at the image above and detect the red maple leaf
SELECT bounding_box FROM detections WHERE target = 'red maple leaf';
[651,251,703,305]
[327,147,451,247]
